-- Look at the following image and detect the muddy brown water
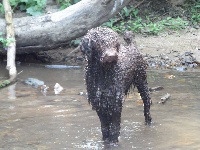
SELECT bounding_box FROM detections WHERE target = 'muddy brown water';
[0,63,200,150]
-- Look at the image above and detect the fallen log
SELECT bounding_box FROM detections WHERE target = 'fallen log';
[0,0,131,54]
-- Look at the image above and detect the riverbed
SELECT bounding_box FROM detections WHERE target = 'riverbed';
[0,63,200,150]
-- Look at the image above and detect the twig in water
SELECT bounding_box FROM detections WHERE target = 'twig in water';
[159,93,170,104]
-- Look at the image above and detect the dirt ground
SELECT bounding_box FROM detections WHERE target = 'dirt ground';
[136,28,200,62]
[33,28,200,69]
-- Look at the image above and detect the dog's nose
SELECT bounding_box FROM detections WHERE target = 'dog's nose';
[101,49,118,63]
[105,53,117,62]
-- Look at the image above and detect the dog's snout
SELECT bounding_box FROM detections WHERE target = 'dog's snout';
[101,48,118,63]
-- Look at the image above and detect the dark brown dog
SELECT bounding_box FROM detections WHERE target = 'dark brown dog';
[80,27,152,143]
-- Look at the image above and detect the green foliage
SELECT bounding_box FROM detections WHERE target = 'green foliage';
[0,0,47,16]
[144,22,163,35]
[142,17,188,35]
[160,17,188,30]
[56,0,71,10]
[127,17,143,33]
[102,8,141,33]
[56,0,81,10]
[102,21,123,32]
[0,0,81,15]
[0,80,10,88]
[70,39,81,46]
[119,6,138,19]
[26,0,47,16]
[191,1,200,24]
[0,3,4,14]
[102,18,116,28]
[0,0,82,15]
[103,6,189,35]
[0,32,15,48]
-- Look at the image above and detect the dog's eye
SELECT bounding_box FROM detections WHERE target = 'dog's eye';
[86,49,92,56]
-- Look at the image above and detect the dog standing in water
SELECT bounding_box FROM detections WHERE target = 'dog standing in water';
[80,27,152,143]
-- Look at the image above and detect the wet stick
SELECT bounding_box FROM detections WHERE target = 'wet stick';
[159,93,170,104]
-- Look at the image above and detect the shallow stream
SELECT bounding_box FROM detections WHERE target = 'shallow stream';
[0,63,200,150]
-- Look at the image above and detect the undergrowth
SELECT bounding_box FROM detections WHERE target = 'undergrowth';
[102,0,200,35]
[56,0,81,10]
[189,1,200,24]
[0,80,10,88]
[0,32,15,48]
[0,0,81,16]
[0,0,47,16]
[102,6,190,35]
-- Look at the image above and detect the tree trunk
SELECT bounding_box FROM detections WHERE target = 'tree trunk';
[3,0,17,81]
[0,0,131,54]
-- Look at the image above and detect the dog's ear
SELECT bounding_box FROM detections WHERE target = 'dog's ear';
[80,38,93,60]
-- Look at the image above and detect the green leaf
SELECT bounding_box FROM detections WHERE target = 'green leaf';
[194,5,200,8]
[132,8,139,17]
[35,0,46,7]
[20,0,29,3]
[73,0,81,4]
[0,80,10,88]
[26,6,42,16]
[9,0,19,7]
[19,4,26,11]
[0,3,4,14]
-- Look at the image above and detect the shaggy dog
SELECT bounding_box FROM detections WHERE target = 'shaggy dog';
[80,27,152,143]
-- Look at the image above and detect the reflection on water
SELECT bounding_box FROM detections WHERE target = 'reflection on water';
[0,63,200,149]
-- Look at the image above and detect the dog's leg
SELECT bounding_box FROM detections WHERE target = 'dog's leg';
[137,80,152,124]
[96,110,110,142]
[109,110,121,143]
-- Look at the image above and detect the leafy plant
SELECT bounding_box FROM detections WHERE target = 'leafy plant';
[56,0,81,10]
[191,2,200,24]
[120,7,132,18]
[119,7,139,19]
[56,0,71,10]
[160,17,188,30]
[0,0,47,16]
[26,0,47,16]
[127,17,143,33]
[0,32,15,48]
[70,39,81,46]
[144,22,163,35]
[0,80,10,88]
[102,19,123,32]
[102,18,117,28]
[0,3,4,14]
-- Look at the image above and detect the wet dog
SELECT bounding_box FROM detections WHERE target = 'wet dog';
[80,27,152,143]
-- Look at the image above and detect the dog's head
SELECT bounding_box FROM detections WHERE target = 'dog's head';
[80,27,120,65]
[100,44,119,64]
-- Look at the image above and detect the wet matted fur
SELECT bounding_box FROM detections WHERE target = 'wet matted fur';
[80,27,152,143]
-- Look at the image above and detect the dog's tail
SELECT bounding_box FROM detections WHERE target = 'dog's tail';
[123,31,135,45]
